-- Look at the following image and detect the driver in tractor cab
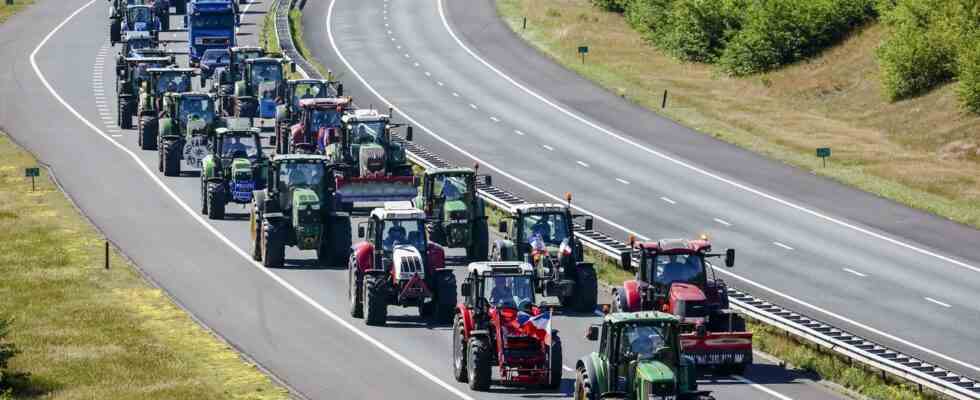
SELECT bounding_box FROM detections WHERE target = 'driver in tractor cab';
[288,166,311,188]
[659,255,701,285]
[224,136,248,159]
[440,178,462,201]
[490,276,514,306]
[530,217,552,243]
[383,224,407,249]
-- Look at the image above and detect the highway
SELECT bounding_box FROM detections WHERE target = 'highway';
[300,0,980,383]
[0,0,917,399]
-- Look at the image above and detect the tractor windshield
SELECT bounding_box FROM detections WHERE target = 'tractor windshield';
[202,50,230,67]
[220,135,258,159]
[432,174,470,201]
[251,63,282,86]
[192,14,235,29]
[485,274,534,310]
[291,84,326,109]
[279,163,326,192]
[619,323,673,361]
[156,73,191,94]
[128,38,153,53]
[127,7,152,25]
[179,98,215,126]
[350,121,387,145]
[521,212,568,246]
[310,109,343,131]
[647,253,706,286]
[381,219,426,253]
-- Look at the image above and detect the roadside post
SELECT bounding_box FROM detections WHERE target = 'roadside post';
[816,147,831,167]
[578,46,588,64]
[24,167,39,191]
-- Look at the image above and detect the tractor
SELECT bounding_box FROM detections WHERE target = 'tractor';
[492,198,598,312]
[348,202,457,326]
[156,92,220,176]
[136,67,194,150]
[574,312,714,400]
[213,46,265,103]
[284,97,352,154]
[249,154,351,267]
[115,55,174,130]
[198,48,230,88]
[228,58,291,121]
[185,0,236,67]
[612,238,751,374]
[414,167,490,261]
[118,5,160,44]
[118,30,159,59]
[274,79,339,151]
[452,262,563,391]
[201,126,268,220]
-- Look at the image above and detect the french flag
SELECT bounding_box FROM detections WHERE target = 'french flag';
[518,311,552,346]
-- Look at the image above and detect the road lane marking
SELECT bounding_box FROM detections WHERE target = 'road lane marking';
[577,161,589,168]
[542,145,553,151]
[714,218,732,226]
[436,81,444,86]
[452,92,459,97]
[616,178,630,185]
[925,297,952,308]
[468,103,477,110]
[773,242,794,250]
[659,196,675,204]
[489,116,499,122]
[514,129,524,136]
[424,71,431,77]
[843,268,867,278]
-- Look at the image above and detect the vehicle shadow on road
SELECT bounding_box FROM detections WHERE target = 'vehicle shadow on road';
[698,363,811,386]
[479,378,573,397]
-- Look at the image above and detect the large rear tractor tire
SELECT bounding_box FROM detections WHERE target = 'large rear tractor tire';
[348,265,363,318]
[430,272,457,324]
[574,264,598,313]
[110,19,121,44]
[547,336,563,389]
[162,140,182,177]
[200,179,208,214]
[261,220,286,268]
[206,182,226,220]
[467,336,492,391]
[118,97,132,129]
[452,315,468,383]
[574,367,596,400]
[160,11,170,31]
[467,219,489,261]
[363,274,387,326]
[139,116,158,150]
[317,216,351,267]
[250,210,263,261]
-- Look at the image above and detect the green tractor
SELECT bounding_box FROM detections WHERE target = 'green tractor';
[201,126,268,220]
[228,58,292,121]
[137,67,194,150]
[114,55,174,130]
[273,78,336,150]
[414,167,490,261]
[214,46,265,106]
[575,312,714,400]
[249,155,352,268]
[156,92,220,177]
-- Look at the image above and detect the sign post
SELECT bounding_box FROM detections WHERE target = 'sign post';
[578,46,589,64]
[816,147,831,167]
[24,167,39,191]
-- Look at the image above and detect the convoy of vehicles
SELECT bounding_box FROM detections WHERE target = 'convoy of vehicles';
[201,125,267,219]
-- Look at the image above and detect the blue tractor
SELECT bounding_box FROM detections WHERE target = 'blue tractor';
[185,0,237,67]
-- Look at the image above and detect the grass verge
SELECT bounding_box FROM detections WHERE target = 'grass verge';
[0,0,34,24]
[0,132,289,399]
[497,0,980,228]
[288,7,331,79]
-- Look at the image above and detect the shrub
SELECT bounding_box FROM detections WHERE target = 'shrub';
[0,318,18,390]
[622,0,674,39]
[957,38,980,113]
[877,25,956,99]
[660,0,744,62]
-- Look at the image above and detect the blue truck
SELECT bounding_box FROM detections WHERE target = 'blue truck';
[185,0,237,67]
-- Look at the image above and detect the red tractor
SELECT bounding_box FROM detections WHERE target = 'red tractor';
[612,238,752,374]
[452,262,563,391]
[282,97,352,154]
[348,202,458,326]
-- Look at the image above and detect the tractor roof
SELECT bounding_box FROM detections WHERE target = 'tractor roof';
[245,57,284,64]
[467,262,534,277]
[344,109,389,122]
[298,97,351,109]
[371,201,425,221]
[289,79,327,85]
[127,4,152,10]
[147,67,195,73]
[272,154,329,163]
[172,91,211,98]
[123,31,152,39]
[125,56,172,63]
[605,311,680,325]
[635,239,711,254]
[427,167,475,176]
[231,46,264,52]
[514,203,567,214]
[215,127,260,136]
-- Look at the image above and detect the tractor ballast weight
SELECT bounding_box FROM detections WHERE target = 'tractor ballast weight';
[137,67,194,150]
[574,312,713,400]
[452,262,563,391]
[348,202,457,326]
[612,239,751,374]
[156,92,221,176]
[283,97,351,155]
[250,154,351,268]
[492,200,598,312]
[414,167,490,261]
[230,57,290,120]
[115,55,175,130]
[201,126,268,220]
[274,79,337,150]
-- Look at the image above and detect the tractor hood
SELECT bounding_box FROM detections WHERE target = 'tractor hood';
[635,360,676,385]
[443,199,469,219]
[392,245,425,281]
[669,283,707,302]
[292,187,320,211]
[230,158,253,178]
[358,143,386,176]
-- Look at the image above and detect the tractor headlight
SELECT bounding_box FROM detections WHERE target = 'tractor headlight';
[310,203,320,210]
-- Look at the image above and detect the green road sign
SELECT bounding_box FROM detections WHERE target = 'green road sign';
[24,167,39,177]
[816,147,831,158]
[578,46,589,54]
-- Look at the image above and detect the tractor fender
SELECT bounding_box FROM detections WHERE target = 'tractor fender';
[425,243,445,273]
[493,239,516,261]
[456,305,474,336]
[622,280,643,312]
[577,356,602,395]
[474,197,486,218]
[201,155,217,180]
[468,329,491,339]
[353,242,374,272]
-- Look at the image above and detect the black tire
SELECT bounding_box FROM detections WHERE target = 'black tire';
[162,140,181,177]
[318,216,351,267]
[430,272,457,324]
[731,313,747,332]
[250,211,262,261]
[349,263,363,318]
[467,219,489,261]
[118,97,132,129]
[140,116,158,150]
[452,315,468,383]
[427,222,446,246]
[574,264,598,312]
[206,183,226,220]
[261,220,285,268]
[467,336,491,391]
[200,179,208,214]
[110,19,121,44]
[364,274,387,326]
[574,367,595,400]
[547,336,563,389]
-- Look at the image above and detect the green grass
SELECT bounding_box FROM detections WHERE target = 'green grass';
[0,132,289,399]
[287,8,331,80]
[0,0,34,24]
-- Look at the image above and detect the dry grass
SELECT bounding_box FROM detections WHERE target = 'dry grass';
[0,132,289,399]
[0,0,34,24]
[498,0,980,228]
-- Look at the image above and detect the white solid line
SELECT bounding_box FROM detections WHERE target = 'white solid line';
[452,92,459,97]
[660,196,676,204]
[714,218,732,226]
[513,129,524,136]
[489,116,499,122]
[468,103,478,110]
[925,297,952,308]
[111,134,122,138]
[577,161,589,168]
[542,145,553,151]
[842,268,867,278]
[35,3,474,400]
[404,53,410,58]
[390,37,395,42]
[773,242,794,250]
[616,178,630,185]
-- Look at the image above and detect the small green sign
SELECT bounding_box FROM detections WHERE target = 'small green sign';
[816,147,831,158]
[24,167,39,177]
[578,46,589,54]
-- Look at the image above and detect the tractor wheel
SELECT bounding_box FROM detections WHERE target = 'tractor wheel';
[467,336,491,391]
[574,367,596,400]
[730,313,747,332]
[206,182,226,220]
[546,336,563,389]
[199,179,208,214]
[140,116,158,150]
[452,315,468,383]
[162,140,181,177]
[325,216,352,267]
[118,97,132,129]
[467,219,489,261]
[261,220,285,268]
[363,274,387,326]
[574,264,598,313]
[430,272,457,324]
[250,210,263,261]
[427,223,446,246]
[348,264,363,318]
[110,19,121,44]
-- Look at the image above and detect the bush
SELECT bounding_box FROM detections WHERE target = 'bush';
[957,38,980,113]
[622,0,673,39]
[0,318,18,391]
[660,0,744,62]
[878,25,956,99]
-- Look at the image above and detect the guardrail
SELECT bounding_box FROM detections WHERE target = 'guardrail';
[270,1,980,398]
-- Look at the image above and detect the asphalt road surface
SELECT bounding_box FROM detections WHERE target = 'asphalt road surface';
[0,0,874,399]
[299,0,980,384]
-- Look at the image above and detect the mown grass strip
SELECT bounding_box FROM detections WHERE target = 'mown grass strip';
[0,132,289,400]
[0,0,35,24]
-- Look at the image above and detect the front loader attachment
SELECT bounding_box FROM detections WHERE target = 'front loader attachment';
[680,331,753,370]
[334,175,417,208]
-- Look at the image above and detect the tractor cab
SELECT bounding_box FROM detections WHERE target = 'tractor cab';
[462,262,537,313]
[361,201,430,260]
[286,80,333,116]
[123,5,158,35]
[266,155,336,224]
[415,168,491,260]
[288,97,352,154]
[234,57,290,119]
[163,92,217,136]
[120,30,158,58]
[146,68,194,97]
[580,312,709,400]
[333,108,414,178]
[117,56,173,97]
[220,46,266,85]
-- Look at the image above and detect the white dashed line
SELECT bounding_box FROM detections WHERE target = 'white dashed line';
[424,71,431,77]
[842,268,867,278]
[660,196,676,205]
[513,130,525,136]
[436,81,444,86]
[616,178,630,185]
[452,92,459,97]
[387,30,392,34]
[714,218,732,227]
[468,103,478,110]
[111,134,122,137]
[489,116,499,122]
[925,297,952,308]
[577,161,589,168]
[542,145,554,151]
[773,242,794,251]
[396,45,401,49]
[413,62,420,67]
[404,53,410,58]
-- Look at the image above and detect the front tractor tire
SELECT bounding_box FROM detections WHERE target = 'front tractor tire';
[467,336,492,391]
[430,271,457,324]
[161,139,182,177]
[250,210,263,261]
[206,182,226,220]
[261,220,286,268]
[574,264,598,313]
[316,216,351,267]
[348,265,363,318]
[452,315,468,383]
[574,366,596,400]
[138,116,158,150]
[547,336,563,389]
[467,219,489,261]
[117,97,133,129]
[363,274,387,326]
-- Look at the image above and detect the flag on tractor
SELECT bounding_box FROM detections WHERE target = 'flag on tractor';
[517,311,552,346]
